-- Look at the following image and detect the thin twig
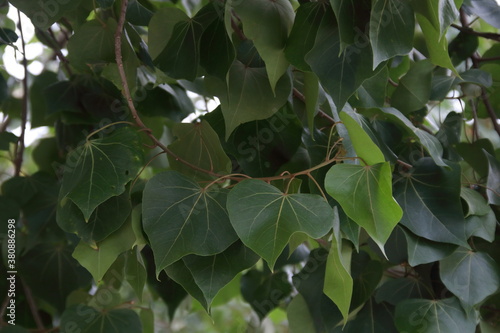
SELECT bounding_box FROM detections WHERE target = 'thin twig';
[22,279,45,330]
[44,27,73,76]
[451,24,500,42]
[14,10,28,177]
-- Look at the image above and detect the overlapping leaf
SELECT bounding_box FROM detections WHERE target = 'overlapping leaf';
[60,305,142,333]
[484,150,500,205]
[394,158,468,247]
[440,248,500,307]
[58,128,143,221]
[325,162,403,249]
[167,120,231,180]
[403,228,458,266]
[142,171,237,275]
[227,179,334,269]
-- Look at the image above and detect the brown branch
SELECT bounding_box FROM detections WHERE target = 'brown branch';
[230,15,247,41]
[45,27,73,76]
[14,9,28,177]
[476,55,500,63]
[451,24,500,42]
[22,279,45,331]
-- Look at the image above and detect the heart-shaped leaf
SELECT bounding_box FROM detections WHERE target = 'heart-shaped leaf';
[142,171,237,275]
[227,179,334,269]
[325,162,403,249]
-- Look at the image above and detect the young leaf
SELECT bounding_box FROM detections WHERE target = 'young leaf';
[440,248,500,307]
[142,171,237,275]
[232,0,294,91]
[395,297,476,333]
[227,179,334,269]
[394,158,469,247]
[325,162,403,249]
[370,0,414,68]
[58,128,143,221]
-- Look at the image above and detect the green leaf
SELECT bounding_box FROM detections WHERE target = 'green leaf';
[461,187,490,217]
[394,158,468,247]
[210,61,291,139]
[142,171,237,275]
[232,0,294,91]
[340,111,385,165]
[9,0,84,29]
[164,259,208,309]
[411,0,459,36]
[227,179,334,269]
[324,208,353,321]
[338,299,398,333]
[284,2,327,71]
[375,277,432,306]
[287,294,316,333]
[415,13,457,73]
[199,17,235,79]
[124,248,147,302]
[126,0,153,26]
[58,128,143,221]
[370,0,415,68]
[67,18,117,71]
[484,150,500,206]
[30,71,58,128]
[57,192,131,244]
[167,120,231,180]
[395,297,476,333]
[325,162,403,249]
[362,107,448,167]
[19,242,92,312]
[60,305,143,333]
[391,60,434,114]
[465,209,497,242]
[306,9,383,110]
[402,228,458,266]
[153,18,203,81]
[456,139,494,178]
[440,248,500,307]
[0,27,18,45]
[72,220,136,283]
[148,8,188,60]
[350,66,388,108]
[0,132,18,151]
[182,242,260,309]
[304,72,320,134]
[350,251,383,309]
[463,0,500,29]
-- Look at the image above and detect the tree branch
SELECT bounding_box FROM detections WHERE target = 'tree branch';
[14,10,28,177]
[451,24,500,42]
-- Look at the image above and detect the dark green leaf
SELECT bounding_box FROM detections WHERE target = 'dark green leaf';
[325,162,403,249]
[403,228,458,266]
[199,17,235,79]
[484,150,500,205]
[30,71,58,128]
[456,139,494,178]
[58,128,143,220]
[376,277,433,306]
[350,251,383,309]
[395,297,476,333]
[0,132,17,151]
[60,305,143,333]
[440,248,500,307]
[285,2,327,71]
[461,187,490,217]
[124,248,147,302]
[135,83,194,121]
[126,0,153,26]
[350,66,388,108]
[465,209,497,242]
[96,0,114,8]
[287,294,316,333]
[411,0,459,36]
[227,179,334,269]
[9,0,84,29]
[142,171,237,275]
[394,158,468,247]
[1,176,38,207]
[337,299,398,333]
[370,0,414,68]
[0,27,18,45]
[164,259,207,309]
[148,8,188,60]
[167,120,231,180]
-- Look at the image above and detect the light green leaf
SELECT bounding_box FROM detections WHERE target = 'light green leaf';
[182,242,260,309]
[461,187,491,217]
[484,150,500,206]
[142,171,237,275]
[232,0,294,91]
[440,249,500,307]
[325,162,403,249]
[211,60,291,139]
[60,305,143,333]
[287,294,316,333]
[411,0,459,36]
[395,297,476,333]
[285,2,327,71]
[340,111,385,165]
[394,158,468,247]
[324,208,353,321]
[391,60,434,114]
[124,248,147,302]
[58,128,143,221]
[370,0,414,68]
[416,13,457,73]
[227,179,334,269]
[67,18,117,71]
[402,228,458,266]
[167,120,231,180]
[72,220,136,283]
[306,10,383,110]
